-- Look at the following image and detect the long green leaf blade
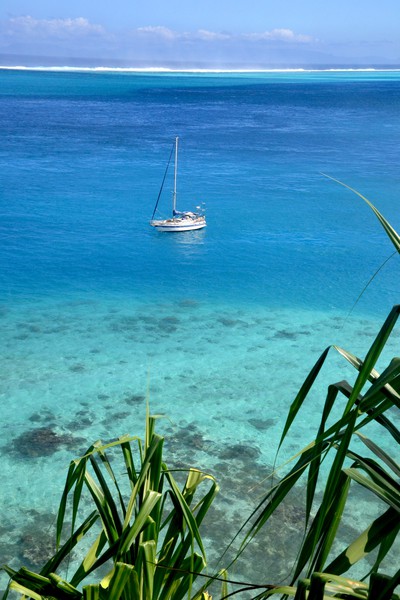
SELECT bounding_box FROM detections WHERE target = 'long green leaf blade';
[101,562,136,600]
[327,507,400,574]
[118,490,161,555]
[41,510,99,576]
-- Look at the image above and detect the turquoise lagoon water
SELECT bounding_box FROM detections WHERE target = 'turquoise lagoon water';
[1,69,400,587]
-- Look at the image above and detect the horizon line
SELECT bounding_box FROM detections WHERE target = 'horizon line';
[2,65,400,74]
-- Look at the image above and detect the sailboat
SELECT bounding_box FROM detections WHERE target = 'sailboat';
[150,137,206,232]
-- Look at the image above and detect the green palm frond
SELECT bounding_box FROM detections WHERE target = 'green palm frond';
[3,412,218,600]
[234,300,400,594]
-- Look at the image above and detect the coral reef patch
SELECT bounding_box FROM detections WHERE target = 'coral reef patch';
[8,427,85,459]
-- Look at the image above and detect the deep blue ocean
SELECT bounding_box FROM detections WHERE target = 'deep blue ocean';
[1,68,400,586]
[2,69,400,309]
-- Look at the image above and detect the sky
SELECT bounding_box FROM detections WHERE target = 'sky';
[1,0,400,68]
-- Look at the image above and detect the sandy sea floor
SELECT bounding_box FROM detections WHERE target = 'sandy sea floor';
[1,293,399,589]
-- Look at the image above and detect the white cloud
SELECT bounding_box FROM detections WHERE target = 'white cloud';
[136,26,176,40]
[132,25,314,44]
[0,16,320,64]
[7,16,105,38]
[4,18,313,47]
[245,28,314,43]
[194,29,231,41]
[134,26,229,42]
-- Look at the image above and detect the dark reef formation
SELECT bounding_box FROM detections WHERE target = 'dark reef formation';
[8,426,85,459]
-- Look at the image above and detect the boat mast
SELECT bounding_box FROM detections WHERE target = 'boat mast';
[173,136,178,214]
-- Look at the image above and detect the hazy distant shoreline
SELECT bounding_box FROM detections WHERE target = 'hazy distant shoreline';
[1,65,400,74]
[1,52,400,73]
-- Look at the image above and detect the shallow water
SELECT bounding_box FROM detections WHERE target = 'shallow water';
[1,69,400,589]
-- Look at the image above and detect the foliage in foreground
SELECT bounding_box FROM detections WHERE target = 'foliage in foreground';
[3,185,400,599]
[3,411,220,600]
[4,308,400,600]
[228,179,400,597]
[233,302,400,598]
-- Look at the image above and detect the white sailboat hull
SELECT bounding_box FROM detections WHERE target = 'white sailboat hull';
[150,215,206,232]
[150,137,207,232]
